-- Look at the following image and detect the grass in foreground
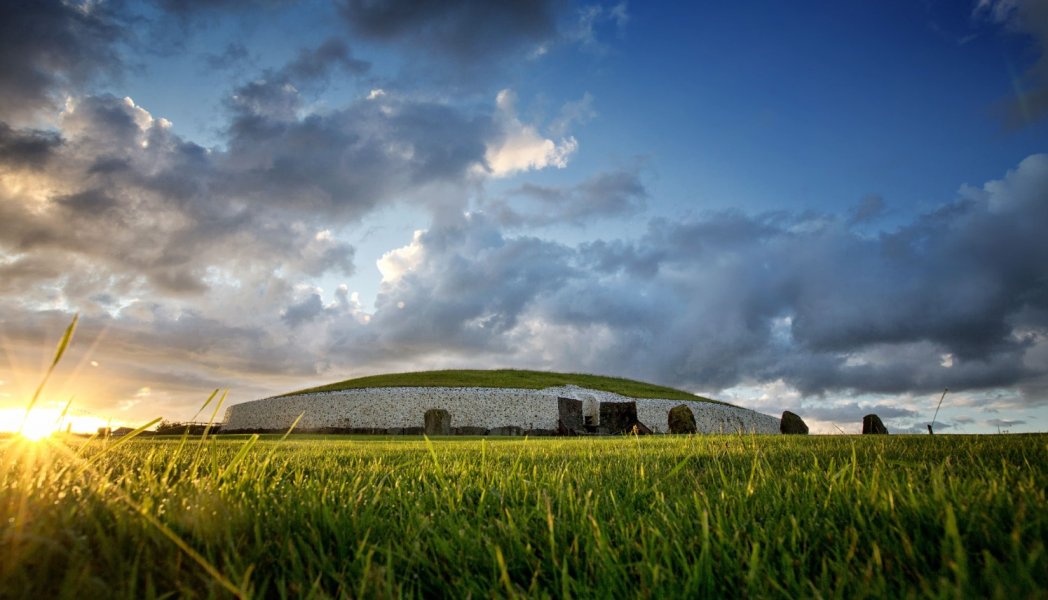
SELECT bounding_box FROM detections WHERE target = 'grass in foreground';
[283,369,719,403]
[1,433,1045,598]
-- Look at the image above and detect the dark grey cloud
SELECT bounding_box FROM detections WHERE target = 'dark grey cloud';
[222,89,490,219]
[283,38,370,81]
[339,0,560,65]
[487,168,647,227]
[0,0,126,123]
[224,38,369,119]
[155,0,295,19]
[0,124,61,168]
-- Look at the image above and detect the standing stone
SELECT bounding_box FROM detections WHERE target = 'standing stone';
[780,411,809,435]
[599,401,638,434]
[557,397,583,435]
[862,414,888,434]
[424,408,451,435]
[668,405,698,434]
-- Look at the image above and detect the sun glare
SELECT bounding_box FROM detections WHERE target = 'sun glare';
[17,412,59,441]
[1,407,113,439]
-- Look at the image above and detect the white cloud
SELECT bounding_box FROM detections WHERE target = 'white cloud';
[377,230,425,283]
[483,89,578,178]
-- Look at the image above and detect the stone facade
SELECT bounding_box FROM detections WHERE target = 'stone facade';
[222,384,780,434]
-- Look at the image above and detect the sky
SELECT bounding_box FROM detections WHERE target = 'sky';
[1,0,1047,435]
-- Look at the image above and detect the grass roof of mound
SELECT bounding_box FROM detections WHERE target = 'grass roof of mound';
[280,369,728,404]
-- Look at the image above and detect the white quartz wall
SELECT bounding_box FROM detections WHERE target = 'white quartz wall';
[222,384,780,434]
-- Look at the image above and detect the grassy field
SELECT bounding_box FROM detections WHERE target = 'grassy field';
[282,369,719,403]
[1,433,1045,598]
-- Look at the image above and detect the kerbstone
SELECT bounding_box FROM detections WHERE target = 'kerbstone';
[668,405,697,434]
[780,411,809,435]
[424,409,451,435]
[862,414,888,435]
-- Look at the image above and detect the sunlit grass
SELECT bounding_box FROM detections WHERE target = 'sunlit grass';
[2,434,1046,598]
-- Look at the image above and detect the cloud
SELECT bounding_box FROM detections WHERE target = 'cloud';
[486,167,647,227]
[310,154,1048,405]
[4,149,1046,424]
[155,0,296,20]
[225,38,369,120]
[377,230,426,284]
[847,194,886,225]
[549,92,596,137]
[986,418,1025,427]
[483,90,578,177]
[568,1,629,53]
[976,0,1048,126]
[281,38,370,82]
[0,0,126,124]
[339,0,560,65]
[0,94,359,302]
[222,87,491,218]
[0,124,62,168]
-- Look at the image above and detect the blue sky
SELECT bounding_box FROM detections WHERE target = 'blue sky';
[1,0,1046,434]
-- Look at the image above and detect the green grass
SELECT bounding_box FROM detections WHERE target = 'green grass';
[282,369,720,403]
[2,433,1045,598]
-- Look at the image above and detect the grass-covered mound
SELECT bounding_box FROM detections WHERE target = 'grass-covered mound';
[281,369,722,403]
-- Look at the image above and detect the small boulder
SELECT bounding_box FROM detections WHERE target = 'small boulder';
[668,405,698,434]
[423,408,451,435]
[862,414,888,434]
[780,411,809,435]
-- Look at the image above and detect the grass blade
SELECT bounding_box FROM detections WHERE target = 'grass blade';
[20,314,78,433]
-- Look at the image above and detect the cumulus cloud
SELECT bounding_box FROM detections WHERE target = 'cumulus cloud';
[377,230,426,284]
[484,90,578,177]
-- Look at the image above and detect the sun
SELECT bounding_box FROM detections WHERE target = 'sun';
[18,410,60,441]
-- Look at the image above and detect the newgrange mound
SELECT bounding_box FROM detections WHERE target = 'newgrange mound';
[222,369,779,435]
